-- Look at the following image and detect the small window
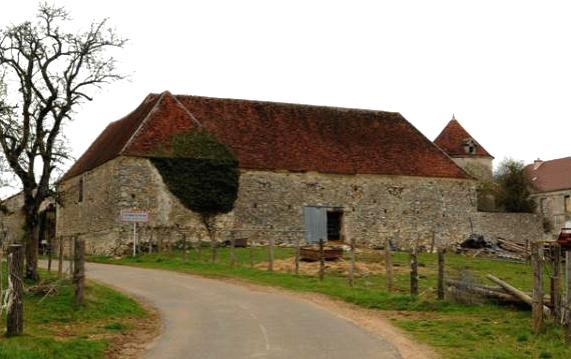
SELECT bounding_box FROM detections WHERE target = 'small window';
[463,138,477,155]
[78,177,84,203]
[565,195,570,213]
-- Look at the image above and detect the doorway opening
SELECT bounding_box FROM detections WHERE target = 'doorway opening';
[326,210,343,242]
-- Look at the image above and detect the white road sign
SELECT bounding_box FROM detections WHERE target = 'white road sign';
[120,210,149,223]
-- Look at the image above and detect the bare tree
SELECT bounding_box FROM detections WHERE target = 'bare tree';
[0,3,125,280]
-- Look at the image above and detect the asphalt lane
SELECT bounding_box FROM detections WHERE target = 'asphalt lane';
[82,262,402,358]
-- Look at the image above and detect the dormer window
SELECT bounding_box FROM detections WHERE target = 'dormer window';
[463,138,477,155]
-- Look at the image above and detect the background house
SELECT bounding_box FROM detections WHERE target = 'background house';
[526,157,571,232]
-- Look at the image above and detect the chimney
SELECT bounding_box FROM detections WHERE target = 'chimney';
[533,158,543,170]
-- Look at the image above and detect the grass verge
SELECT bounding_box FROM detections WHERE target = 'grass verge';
[0,266,148,359]
[90,248,570,359]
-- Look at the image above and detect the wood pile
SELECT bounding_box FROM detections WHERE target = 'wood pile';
[447,274,552,311]
[496,238,528,256]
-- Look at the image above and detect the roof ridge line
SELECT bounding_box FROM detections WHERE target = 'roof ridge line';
[172,94,401,117]
[171,94,203,128]
[119,92,167,155]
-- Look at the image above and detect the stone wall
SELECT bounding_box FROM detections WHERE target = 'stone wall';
[57,156,230,254]
[57,156,548,255]
[472,212,546,244]
[234,170,478,248]
[57,156,481,254]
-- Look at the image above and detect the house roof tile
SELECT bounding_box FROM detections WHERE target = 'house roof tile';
[525,157,571,193]
[63,92,473,181]
[434,118,493,158]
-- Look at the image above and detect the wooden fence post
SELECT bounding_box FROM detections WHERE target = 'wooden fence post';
[58,236,63,278]
[295,236,301,275]
[249,240,255,268]
[410,245,419,297]
[385,239,393,293]
[47,235,53,273]
[230,232,236,267]
[182,232,188,261]
[268,237,275,272]
[0,240,3,304]
[437,248,446,300]
[319,238,325,281]
[73,237,85,306]
[68,236,74,277]
[7,244,24,337]
[148,229,153,254]
[551,244,561,322]
[532,242,544,334]
[211,239,218,263]
[348,237,355,287]
[566,250,571,344]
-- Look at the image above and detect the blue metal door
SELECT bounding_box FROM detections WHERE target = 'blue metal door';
[304,206,327,244]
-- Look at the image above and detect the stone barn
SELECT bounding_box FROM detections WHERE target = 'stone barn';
[57,91,482,255]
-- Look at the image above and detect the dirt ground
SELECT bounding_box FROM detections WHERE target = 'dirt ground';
[106,300,161,359]
[255,256,419,277]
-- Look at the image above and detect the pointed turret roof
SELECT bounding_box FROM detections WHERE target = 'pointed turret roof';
[434,117,493,158]
[63,92,474,181]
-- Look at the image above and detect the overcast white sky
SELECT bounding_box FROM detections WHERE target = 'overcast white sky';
[2,1,571,191]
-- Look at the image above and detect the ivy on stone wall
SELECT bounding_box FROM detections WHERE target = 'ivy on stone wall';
[150,130,239,215]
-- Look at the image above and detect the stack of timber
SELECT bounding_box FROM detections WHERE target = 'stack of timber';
[496,238,529,256]
[447,275,551,313]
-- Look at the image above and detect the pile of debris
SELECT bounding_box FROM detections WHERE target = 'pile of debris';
[457,234,529,261]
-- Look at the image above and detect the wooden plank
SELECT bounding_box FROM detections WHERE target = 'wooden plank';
[486,274,551,316]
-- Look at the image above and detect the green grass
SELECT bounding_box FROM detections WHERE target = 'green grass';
[0,266,147,359]
[90,247,571,359]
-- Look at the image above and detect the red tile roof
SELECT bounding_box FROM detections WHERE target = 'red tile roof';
[434,118,493,158]
[63,92,473,181]
[525,157,571,193]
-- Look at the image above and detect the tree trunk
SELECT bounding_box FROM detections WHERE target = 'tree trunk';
[24,207,40,282]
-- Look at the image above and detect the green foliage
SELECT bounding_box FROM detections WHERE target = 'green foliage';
[150,130,239,215]
[494,158,536,213]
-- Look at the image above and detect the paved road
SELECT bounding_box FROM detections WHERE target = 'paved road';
[84,262,401,359]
